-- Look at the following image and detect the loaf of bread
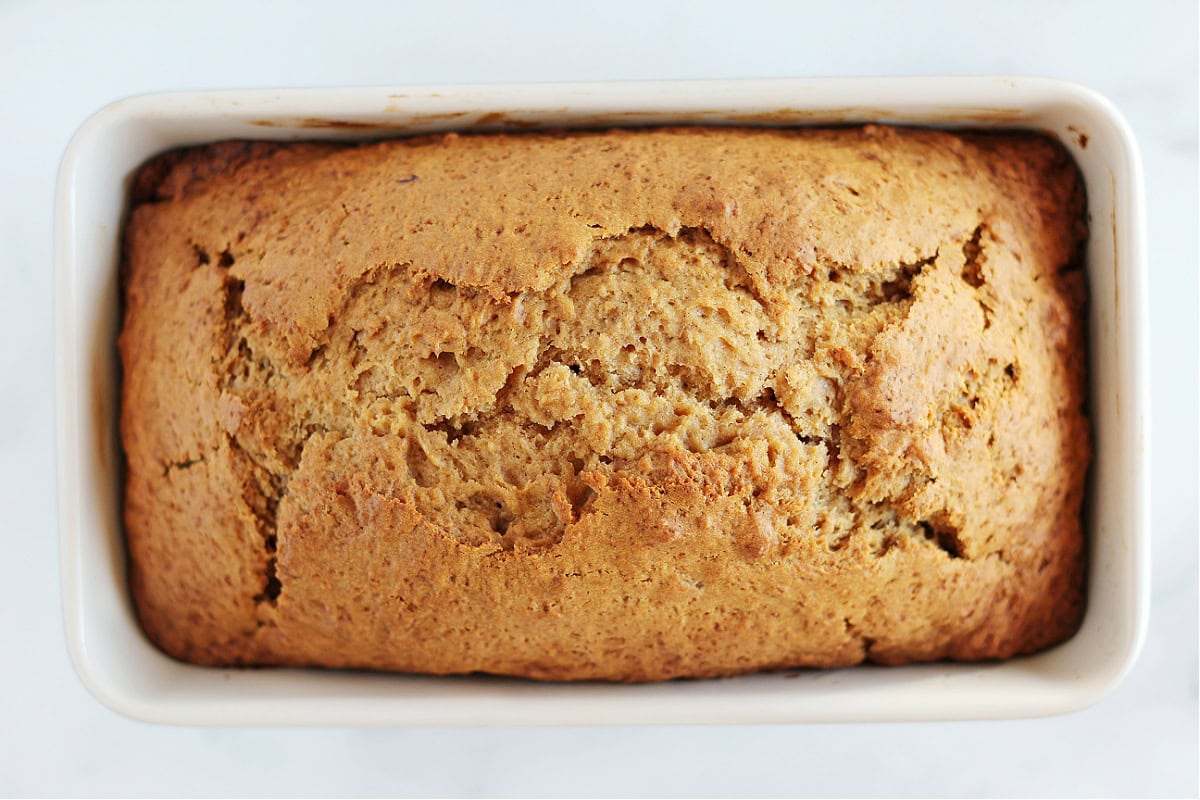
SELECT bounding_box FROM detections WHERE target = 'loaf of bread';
[120,125,1089,681]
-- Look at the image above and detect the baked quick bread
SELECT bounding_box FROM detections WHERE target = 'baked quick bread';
[120,126,1089,681]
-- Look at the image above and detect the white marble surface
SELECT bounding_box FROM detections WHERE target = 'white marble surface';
[1,0,1195,796]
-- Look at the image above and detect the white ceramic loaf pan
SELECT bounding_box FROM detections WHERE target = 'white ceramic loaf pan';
[55,77,1149,726]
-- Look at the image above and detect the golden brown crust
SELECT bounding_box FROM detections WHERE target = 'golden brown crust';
[120,126,1088,680]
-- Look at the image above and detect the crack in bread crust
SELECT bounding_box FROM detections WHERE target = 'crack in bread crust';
[218,225,963,558]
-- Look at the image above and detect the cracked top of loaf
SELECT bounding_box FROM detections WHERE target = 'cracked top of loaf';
[120,125,1089,680]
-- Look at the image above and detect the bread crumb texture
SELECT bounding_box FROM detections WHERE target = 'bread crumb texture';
[120,126,1089,680]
